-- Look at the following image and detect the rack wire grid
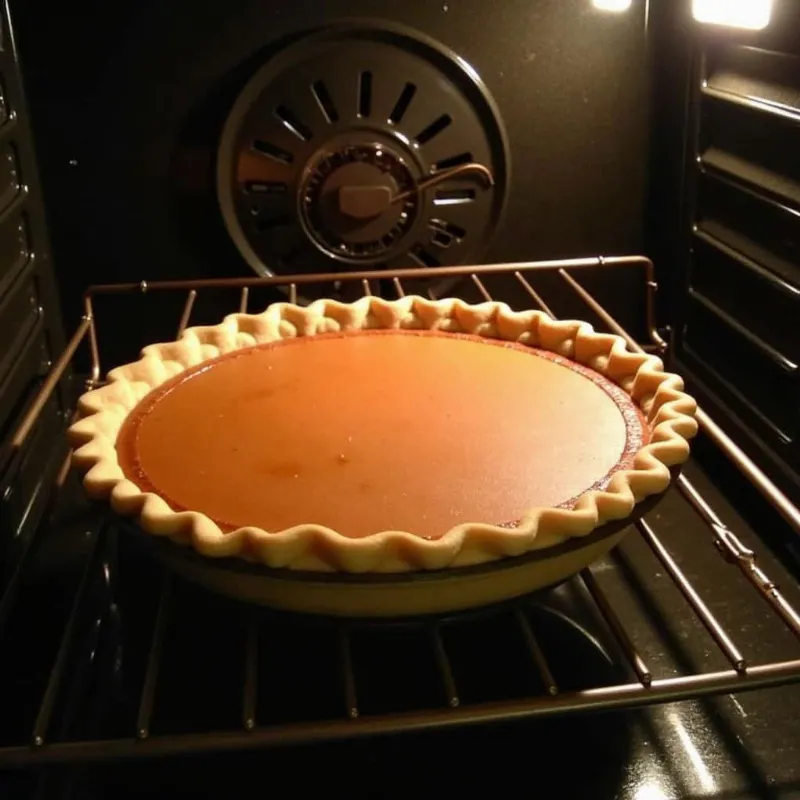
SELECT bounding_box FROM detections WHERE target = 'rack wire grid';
[1,255,799,767]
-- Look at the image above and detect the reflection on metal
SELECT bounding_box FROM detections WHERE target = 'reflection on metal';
[243,621,259,731]
[667,708,717,794]
[633,782,672,800]
[31,528,105,747]
[338,628,359,720]
[137,574,172,740]
[430,626,460,708]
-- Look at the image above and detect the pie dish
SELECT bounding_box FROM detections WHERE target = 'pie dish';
[68,296,697,614]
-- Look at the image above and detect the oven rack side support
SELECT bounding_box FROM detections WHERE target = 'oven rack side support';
[1,254,799,767]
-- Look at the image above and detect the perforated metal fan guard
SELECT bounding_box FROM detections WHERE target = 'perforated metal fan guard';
[217,22,509,297]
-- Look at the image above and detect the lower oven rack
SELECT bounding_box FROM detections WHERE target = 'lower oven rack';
[1,255,799,768]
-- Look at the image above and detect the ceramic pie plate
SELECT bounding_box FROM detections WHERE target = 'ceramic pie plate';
[69,296,698,617]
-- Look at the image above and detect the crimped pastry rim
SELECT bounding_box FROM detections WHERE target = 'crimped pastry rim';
[67,296,699,574]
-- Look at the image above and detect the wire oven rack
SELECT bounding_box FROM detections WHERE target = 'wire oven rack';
[1,255,800,768]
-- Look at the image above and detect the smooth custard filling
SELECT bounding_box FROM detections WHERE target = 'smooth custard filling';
[116,329,649,539]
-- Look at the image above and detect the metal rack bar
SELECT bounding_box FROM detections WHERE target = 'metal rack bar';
[337,628,359,720]
[10,316,91,452]
[712,519,800,638]
[470,274,492,302]
[695,409,800,536]
[31,528,105,746]
[83,296,101,387]
[136,574,172,740]
[514,271,554,317]
[3,254,800,768]
[678,475,800,638]
[558,269,640,350]
[429,626,459,708]
[53,448,73,494]
[239,287,249,314]
[636,519,746,671]
[176,290,197,338]
[84,256,654,294]
[580,569,652,686]
[2,659,798,767]
[528,275,767,675]
[242,621,259,731]
[515,609,558,695]
[0,453,73,639]
[559,269,800,536]
[361,279,372,297]
[1,258,659,455]
[560,269,800,630]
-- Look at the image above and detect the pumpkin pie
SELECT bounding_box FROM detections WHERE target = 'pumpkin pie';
[68,296,698,575]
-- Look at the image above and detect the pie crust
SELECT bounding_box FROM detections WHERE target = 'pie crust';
[68,296,698,574]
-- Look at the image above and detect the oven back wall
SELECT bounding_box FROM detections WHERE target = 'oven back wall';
[11,0,651,324]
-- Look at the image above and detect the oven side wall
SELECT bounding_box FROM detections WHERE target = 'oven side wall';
[0,0,68,566]
[667,0,800,503]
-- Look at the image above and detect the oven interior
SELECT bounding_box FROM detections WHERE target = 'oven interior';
[1,1,800,798]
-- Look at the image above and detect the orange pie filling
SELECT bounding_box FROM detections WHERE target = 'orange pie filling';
[115,329,650,540]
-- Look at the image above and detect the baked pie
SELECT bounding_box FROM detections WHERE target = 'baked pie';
[68,296,698,589]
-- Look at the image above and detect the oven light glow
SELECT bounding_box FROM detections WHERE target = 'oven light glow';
[634,785,670,800]
[593,0,632,10]
[692,0,772,30]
